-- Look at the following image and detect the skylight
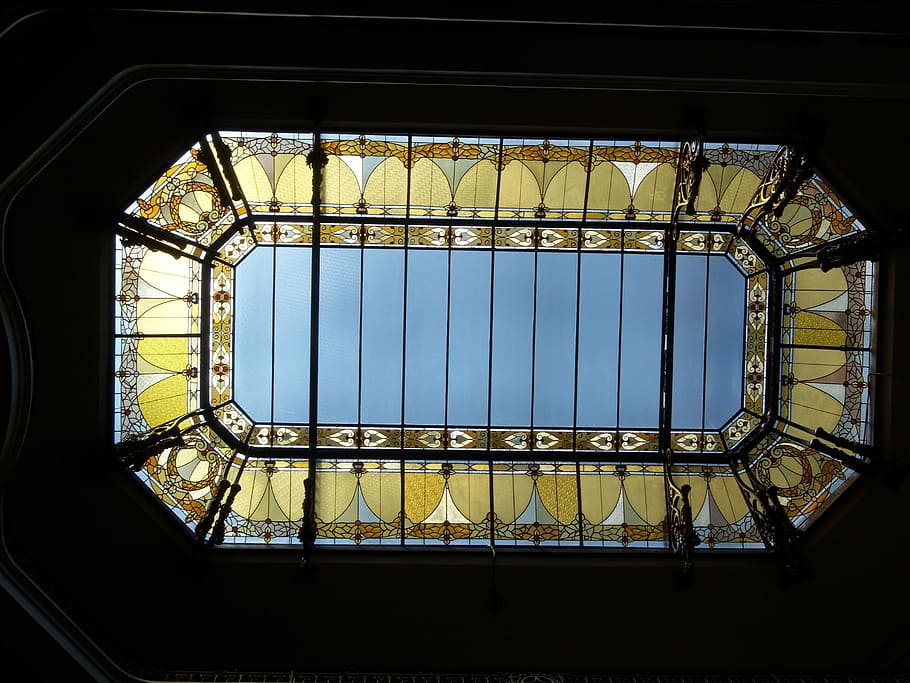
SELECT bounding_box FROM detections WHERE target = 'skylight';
[231,236,746,431]
[113,131,876,555]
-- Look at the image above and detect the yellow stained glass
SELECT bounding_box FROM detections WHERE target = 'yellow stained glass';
[447,469,493,523]
[707,476,751,525]
[137,374,191,428]
[579,469,623,523]
[409,158,455,212]
[359,467,405,523]
[322,156,362,209]
[275,155,315,210]
[794,266,848,309]
[543,162,589,214]
[403,471,446,524]
[362,156,408,212]
[586,162,633,213]
[632,163,676,214]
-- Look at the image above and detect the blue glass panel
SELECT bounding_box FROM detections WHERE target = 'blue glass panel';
[361,249,404,424]
[705,256,746,427]
[234,247,276,421]
[533,252,577,427]
[577,253,621,428]
[405,250,448,425]
[272,247,311,422]
[318,248,360,423]
[448,250,492,425]
[491,251,534,426]
[619,253,662,428]
[672,254,707,429]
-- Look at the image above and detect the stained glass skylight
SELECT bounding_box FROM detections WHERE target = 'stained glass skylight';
[113,131,876,555]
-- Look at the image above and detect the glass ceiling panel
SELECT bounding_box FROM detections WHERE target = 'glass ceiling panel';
[689,142,777,224]
[232,240,745,435]
[448,250,492,425]
[113,130,878,550]
[781,259,874,446]
[219,130,315,215]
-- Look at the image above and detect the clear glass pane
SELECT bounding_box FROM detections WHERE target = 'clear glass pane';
[577,253,621,428]
[361,249,405,424]
[533,251,578,428]
[318,248,360,423]
[672,254,707,429]
[273,247,312,422]
[234,247,276,421]
[619,253,662,427]
[491,251,534,426]
[706,256,746,427]
[405,250,448,424]
[448,250,492,425]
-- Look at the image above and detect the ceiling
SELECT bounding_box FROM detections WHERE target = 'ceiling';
[2,5,910,681]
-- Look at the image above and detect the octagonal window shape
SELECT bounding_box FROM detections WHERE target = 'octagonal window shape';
[227,228,749,440]
[114,132,876,550]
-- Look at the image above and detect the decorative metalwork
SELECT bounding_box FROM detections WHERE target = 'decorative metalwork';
[207,482,243,546]
[815,226,907,271]
[730,452,802,575]
[671,136,710,238]
[193,479,230,543]
[113,421,187,471]
[663,448,700,574]
[116,214,201,261]
[810,426,874,468]
[112,409,206,471]
[297,475,317,563]
[738,144,813,236]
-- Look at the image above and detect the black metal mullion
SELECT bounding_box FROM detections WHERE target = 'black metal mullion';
[399,248,410,546]
[308,134,324,451]
[741,274,752,419]
[524,137,541,450]
[530,249,540,441]
[270,243,277,443]
[573,140,593,548]
[444,245,453,435]
[766,261,784,431]
[399,135,412,546]
[700,241,712,441]
[658,225,678,456]
[487,137,504,547]
[615,227,625,449]
[298,128,325,559]
[782,342,872,352]
[357,245,365,429]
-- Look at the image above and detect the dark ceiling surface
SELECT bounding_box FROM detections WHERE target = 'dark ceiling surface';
[2,4,910,681]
